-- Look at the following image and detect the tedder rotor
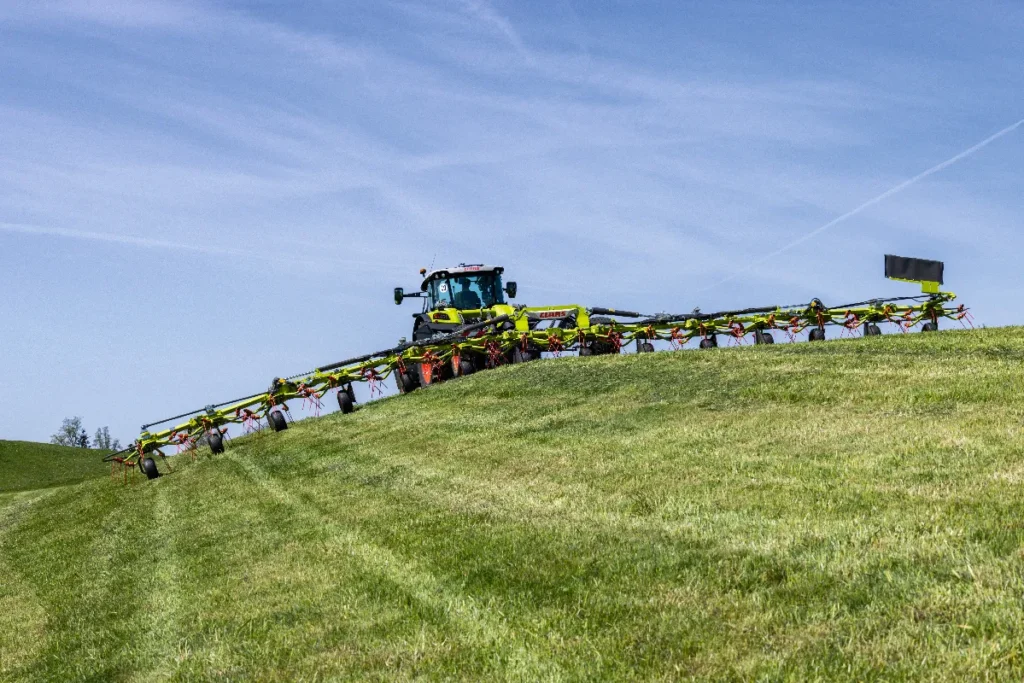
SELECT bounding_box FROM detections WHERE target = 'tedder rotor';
[104,255,972,482]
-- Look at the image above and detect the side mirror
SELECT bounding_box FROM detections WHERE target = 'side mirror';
[394,287,404,305]
[505,281,517,299]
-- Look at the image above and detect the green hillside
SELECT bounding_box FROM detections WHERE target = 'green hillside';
[2,327,1024,681]
[0,440,108,496]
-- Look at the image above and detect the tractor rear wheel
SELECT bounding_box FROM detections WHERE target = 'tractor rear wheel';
[453,357,475,376]
[209,432,225,454]
[512,347,541,363]
[141,457,160,480]
[269,410,288,431]
[337,391,354,414]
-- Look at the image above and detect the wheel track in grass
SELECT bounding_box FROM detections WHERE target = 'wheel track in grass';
[135,483,184,680]
[226,449,562,680]
[0,489,57,677]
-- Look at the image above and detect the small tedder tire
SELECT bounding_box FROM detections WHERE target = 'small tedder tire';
[141,457,160,480]
[754,330,775,345]
[921,322,937,332]
[638,342,655,353]
[699,337,717,349]
[269,410,288,431]
[579,346,593,357]
[209,432,225,454]
[864,323,882,336]
[337,391,354,414]
[809,328,826,342]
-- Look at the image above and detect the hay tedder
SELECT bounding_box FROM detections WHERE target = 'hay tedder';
[104,255,972,481]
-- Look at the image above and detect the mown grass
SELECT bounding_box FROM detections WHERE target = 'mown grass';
[2,327,1024,681]
[0,441,108,495]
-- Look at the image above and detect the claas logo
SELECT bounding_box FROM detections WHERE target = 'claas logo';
[538,310,569,319]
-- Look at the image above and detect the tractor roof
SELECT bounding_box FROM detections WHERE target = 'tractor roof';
[420,264,504,291]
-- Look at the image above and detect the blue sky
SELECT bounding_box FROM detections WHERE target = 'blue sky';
[1,0,1021,444]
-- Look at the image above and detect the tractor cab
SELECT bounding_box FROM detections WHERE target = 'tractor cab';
[423,266,508,310]
[395,264,519,342]
[395,264,516,312]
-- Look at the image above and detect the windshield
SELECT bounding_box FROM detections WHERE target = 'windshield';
[428,272,505,309]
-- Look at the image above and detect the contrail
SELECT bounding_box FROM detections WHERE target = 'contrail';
[0,222,405,273]
[699,118,1024,292]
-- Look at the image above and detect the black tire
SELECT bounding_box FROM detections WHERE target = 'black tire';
[638,342,655,353]
[268,410,288,431]
[699,336,718,349]
[452,357,475,377]
[579,345,593,357]
[754,330,775,345]
[512,347,540,363]
[864,323,882,337]
[141,457,160,480]
[345,383,356,404]
[337,391,354,414]
[395,369,417,394]
[921,322,937,332]
[590,341,619,356]
[209,432,225,454]
[808,328,826,342]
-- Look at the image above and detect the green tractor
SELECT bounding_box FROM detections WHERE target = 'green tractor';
[393,264,593,390]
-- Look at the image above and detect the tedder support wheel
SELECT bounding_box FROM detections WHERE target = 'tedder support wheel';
[864,323,882,336]
[699,336,718,349]
[921,322,938,332]
[141,457,160,480]
[579,346,593,357]
[269,410,288,432]
[754,330,775,345]
[337,390,354,414]
[209,432,225,454]
[638,341,655,353]
[809,328,826,342]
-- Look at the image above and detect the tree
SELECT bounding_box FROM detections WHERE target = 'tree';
[51,417,90,448]
[93,426,121,451]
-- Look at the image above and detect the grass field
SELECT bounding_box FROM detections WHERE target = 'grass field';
[2,326,1023,681]
[0,440,108,496]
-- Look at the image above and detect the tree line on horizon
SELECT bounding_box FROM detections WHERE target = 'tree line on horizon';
[50,417,121,451]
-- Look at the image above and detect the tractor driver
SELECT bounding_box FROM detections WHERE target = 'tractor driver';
[453,277,482,310]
